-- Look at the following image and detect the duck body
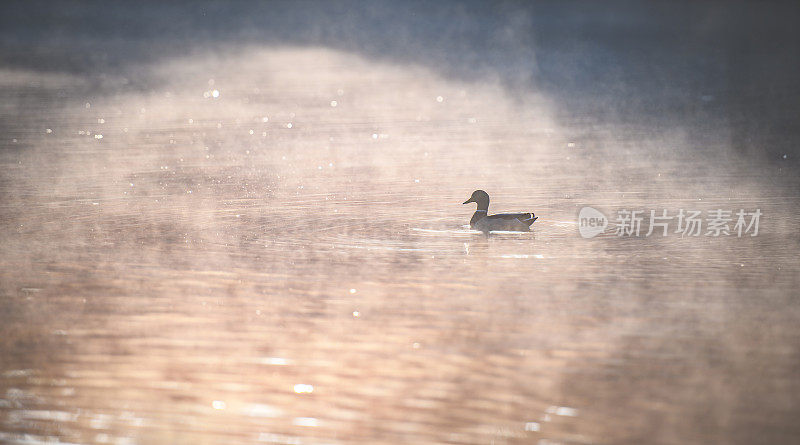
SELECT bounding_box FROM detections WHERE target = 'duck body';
[463,190,537,232]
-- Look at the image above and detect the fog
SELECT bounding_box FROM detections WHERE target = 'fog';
[1,2,799,444]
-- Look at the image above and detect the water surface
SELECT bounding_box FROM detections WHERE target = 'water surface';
[1,45,799,445]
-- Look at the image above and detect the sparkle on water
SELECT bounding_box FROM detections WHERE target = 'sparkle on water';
[211,400,227,410]
[0,45,798,445]
[293,384,314,394]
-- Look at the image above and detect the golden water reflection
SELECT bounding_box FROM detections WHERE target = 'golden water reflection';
[1,47,799,444]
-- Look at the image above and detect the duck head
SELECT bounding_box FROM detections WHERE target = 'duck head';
[463,189,490,210]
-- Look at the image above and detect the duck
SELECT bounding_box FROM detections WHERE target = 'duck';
[462,190,537,232]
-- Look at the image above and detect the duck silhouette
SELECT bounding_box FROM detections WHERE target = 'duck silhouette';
[463,190,537,232]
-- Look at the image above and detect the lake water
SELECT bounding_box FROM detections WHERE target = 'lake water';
[1,45,799,444]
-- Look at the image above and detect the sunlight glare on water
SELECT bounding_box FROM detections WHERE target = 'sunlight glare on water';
[0,44,799,445]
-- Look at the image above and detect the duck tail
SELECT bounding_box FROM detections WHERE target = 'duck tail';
[522,212,537,226]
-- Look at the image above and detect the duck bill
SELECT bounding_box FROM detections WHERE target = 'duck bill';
[463,198,474,204]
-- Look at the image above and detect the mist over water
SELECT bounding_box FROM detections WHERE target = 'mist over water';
[1,2,799,444]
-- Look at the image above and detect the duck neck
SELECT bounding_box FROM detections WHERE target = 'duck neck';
[471,208,488,226]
